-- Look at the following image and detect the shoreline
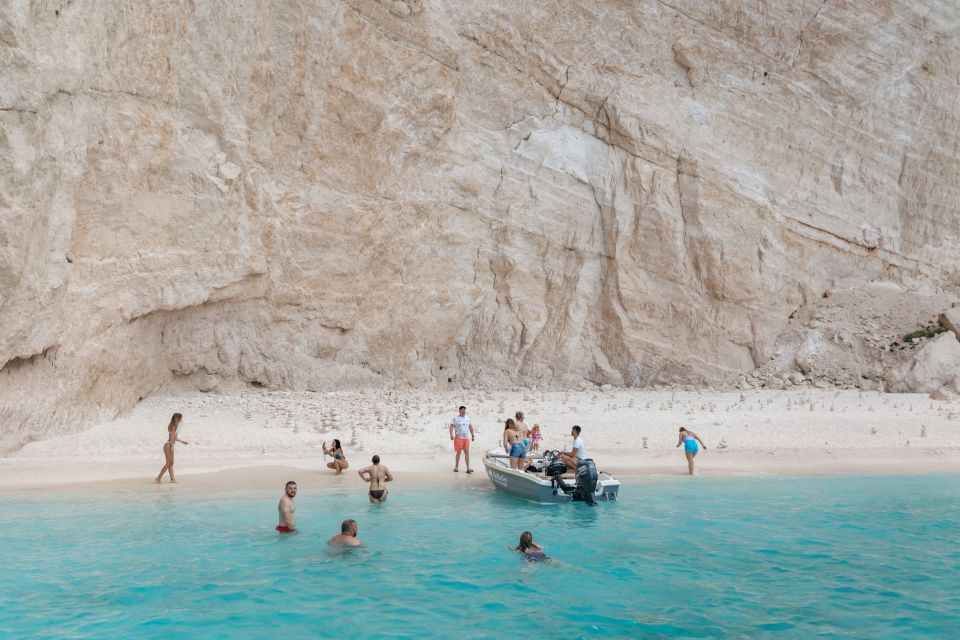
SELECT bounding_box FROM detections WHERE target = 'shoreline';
[2,448,959,493]
[3,387,960,492]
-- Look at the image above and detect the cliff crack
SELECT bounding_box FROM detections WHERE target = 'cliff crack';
[793,0,828,68]
[0,106,39,115]
[344,1,458,71]
[512,132,531,151]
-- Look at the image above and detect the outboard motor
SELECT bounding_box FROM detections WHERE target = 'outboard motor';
[572,459,599,505]
[542,450,567,478]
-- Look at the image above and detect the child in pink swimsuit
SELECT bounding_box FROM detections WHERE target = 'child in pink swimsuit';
[530,424,542,452]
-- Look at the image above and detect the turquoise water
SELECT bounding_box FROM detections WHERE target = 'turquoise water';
[1,475,958,639]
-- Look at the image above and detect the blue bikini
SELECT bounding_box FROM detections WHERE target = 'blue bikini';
[684,437,699,454]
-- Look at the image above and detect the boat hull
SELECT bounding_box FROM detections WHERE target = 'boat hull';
[483,456,620,504]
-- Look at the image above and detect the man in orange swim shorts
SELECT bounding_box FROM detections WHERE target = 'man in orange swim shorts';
[277,480,297,533]
[449,405,475,473]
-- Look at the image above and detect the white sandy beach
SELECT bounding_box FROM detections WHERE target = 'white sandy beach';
[2,388,959,491]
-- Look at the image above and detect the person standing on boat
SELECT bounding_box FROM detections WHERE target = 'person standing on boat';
[449,405,475,473]
[515,411,531,450]
[676,427,707,476]
[560,425,586,471]
[529,424,542,453]
[502,418,527,470]
[277,480,297,533]
[358,455,393,504]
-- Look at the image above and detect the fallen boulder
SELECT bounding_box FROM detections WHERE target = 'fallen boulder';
[940,306,960,340]
[886,332,960,393]
[930,385,958,401]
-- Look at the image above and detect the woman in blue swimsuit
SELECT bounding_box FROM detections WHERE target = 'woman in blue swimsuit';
[676,427,707,476]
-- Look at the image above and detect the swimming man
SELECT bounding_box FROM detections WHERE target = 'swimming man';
[329,519,363,547]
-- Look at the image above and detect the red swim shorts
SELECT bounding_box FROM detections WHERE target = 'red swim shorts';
[454,437,471,452]
[276,525,292,533]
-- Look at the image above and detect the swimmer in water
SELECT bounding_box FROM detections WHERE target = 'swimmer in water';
[277,481,297,533]
[155,413,188,484]
[514,531,547,561]
[676,427,707,476]
[358,455,393,504]
[329,519,363,547]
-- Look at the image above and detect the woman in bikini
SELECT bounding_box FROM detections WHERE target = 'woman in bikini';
[323,439,349,474]
[676,427,707,476]
[502,418,527,470]
[155,413,188,484]
[357,455,393,504]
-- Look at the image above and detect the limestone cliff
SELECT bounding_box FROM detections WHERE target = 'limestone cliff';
[3,0,960,447]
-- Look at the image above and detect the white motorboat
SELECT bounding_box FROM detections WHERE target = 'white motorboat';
[483,449,620,504]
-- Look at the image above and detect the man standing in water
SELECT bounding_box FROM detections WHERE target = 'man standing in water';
[329,519,363,547]
[277,481,297,533]
[358,455,393,503]
[449,405,475,473]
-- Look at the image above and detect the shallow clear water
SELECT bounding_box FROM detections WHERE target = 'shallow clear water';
[1,475,958,639]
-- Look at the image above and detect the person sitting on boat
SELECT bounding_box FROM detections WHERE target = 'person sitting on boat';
[502,418,528,470]
[514,531,547,561]
[559,425,586,471]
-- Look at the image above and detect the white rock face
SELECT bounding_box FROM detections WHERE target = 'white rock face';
[3,1,960,447]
